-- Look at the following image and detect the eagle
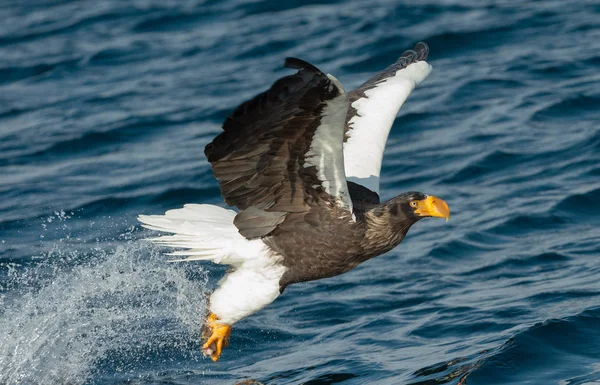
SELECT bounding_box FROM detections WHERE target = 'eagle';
[139,42,450,361]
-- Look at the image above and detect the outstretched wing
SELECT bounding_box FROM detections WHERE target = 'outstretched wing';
[205,58,351,239]
[343,42,432,198]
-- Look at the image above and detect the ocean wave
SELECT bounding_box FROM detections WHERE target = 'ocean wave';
[2,0,599,383]
[466,308,600,384]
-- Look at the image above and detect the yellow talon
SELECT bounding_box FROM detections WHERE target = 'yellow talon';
[202,313,231,362]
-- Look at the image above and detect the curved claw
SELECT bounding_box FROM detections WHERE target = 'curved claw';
[202,313,231,362]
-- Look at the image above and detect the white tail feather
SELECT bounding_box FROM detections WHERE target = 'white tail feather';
[140,203,286,325]
[138,204,270,266]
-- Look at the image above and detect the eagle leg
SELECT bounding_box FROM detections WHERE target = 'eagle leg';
[202,313,231,361]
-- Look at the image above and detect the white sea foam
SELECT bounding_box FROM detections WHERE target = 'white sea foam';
[0,238,208,384]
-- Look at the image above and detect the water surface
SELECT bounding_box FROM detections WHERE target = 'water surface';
[1,0,599,384]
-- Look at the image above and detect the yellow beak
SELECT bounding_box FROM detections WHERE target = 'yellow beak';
[414,196,450,222]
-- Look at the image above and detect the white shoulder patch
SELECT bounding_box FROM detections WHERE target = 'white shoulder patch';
[304,73,354,216]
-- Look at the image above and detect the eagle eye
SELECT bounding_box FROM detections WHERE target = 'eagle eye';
[410,201,418,207]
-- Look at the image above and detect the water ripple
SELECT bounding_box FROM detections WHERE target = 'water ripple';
[1,0,599,384]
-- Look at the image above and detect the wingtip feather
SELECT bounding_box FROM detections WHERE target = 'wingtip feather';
[284,57,323,75]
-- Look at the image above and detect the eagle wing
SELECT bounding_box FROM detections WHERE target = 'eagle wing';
[343,42,432,199]
[205,58,352,239]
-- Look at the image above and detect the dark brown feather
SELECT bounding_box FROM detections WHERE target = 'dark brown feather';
[265,195,420,290]
[205,58,348,239]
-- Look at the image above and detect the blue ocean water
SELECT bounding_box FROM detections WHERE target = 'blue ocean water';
[1,0,599,383]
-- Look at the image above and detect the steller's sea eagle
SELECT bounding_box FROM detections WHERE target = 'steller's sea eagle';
[139,42,450,361]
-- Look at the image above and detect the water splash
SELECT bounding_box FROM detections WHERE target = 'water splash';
[0,239,208,384]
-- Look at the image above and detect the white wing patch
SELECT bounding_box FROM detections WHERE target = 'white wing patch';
[304,74,354,215]
[344,61,432,194]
